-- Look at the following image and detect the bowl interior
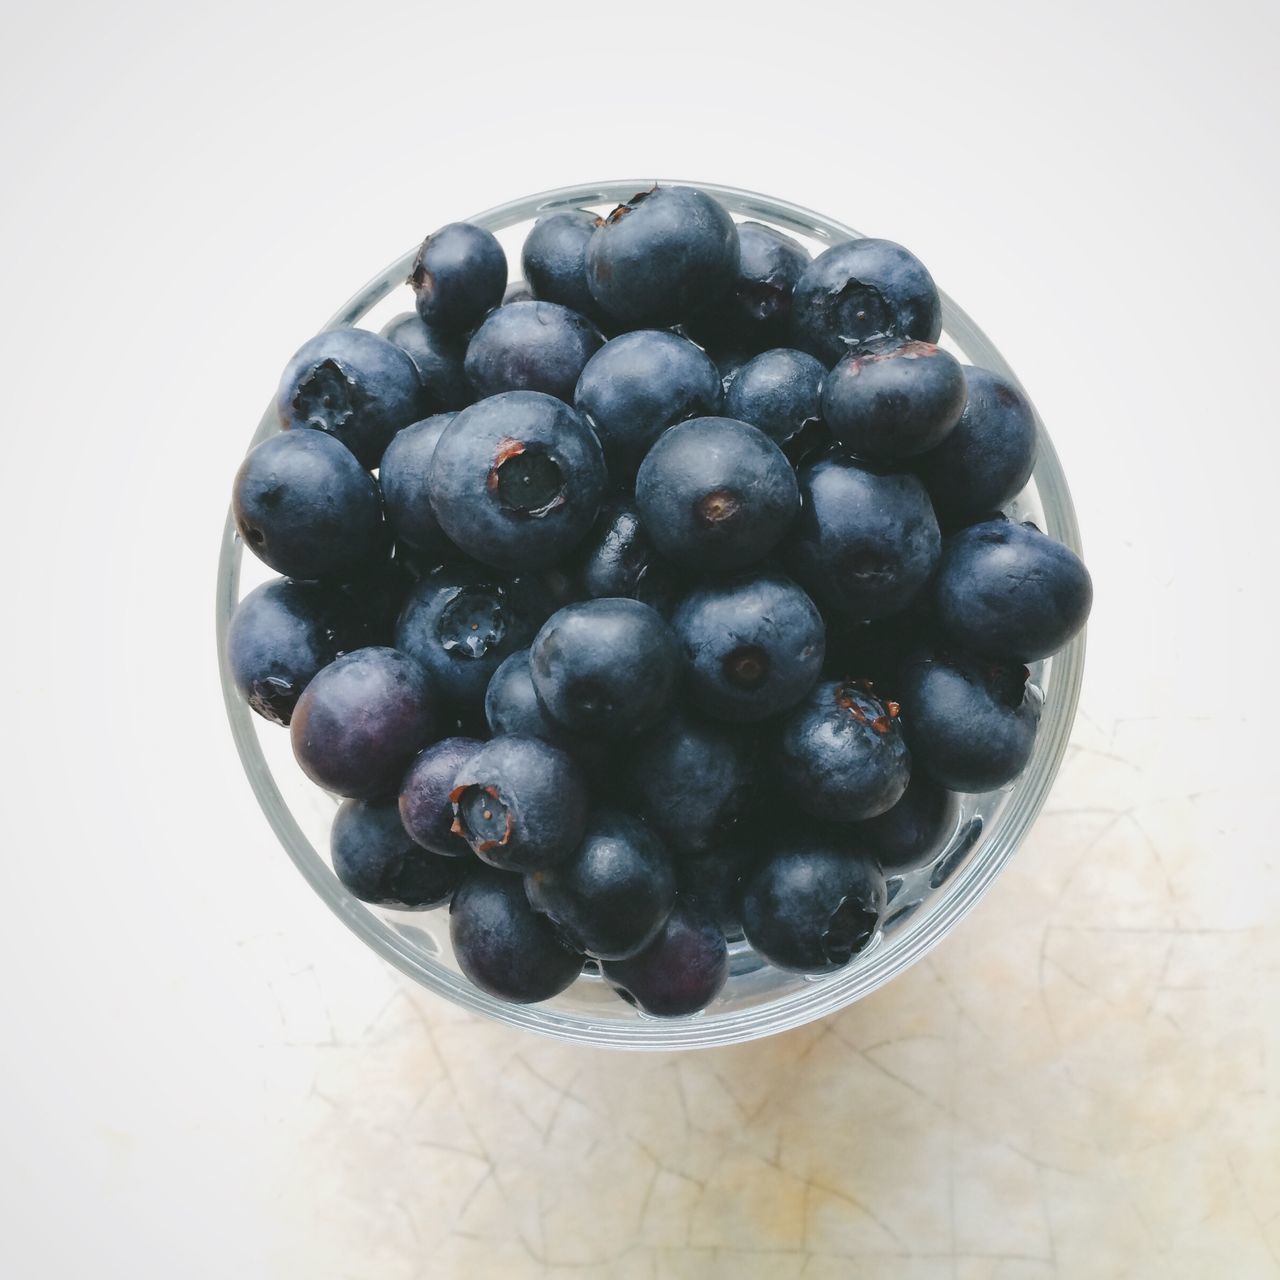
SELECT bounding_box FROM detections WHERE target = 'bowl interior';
[217,180,1085,1049]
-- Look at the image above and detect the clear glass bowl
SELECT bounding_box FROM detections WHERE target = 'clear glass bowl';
[216,180,1085,1050]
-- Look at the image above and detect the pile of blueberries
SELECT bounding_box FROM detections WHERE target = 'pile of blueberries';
[228,185,1092,1018]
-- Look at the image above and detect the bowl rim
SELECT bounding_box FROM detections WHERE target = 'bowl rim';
[216,178,1086,1050]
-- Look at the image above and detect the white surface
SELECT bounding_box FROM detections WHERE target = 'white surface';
[1,2,1277,1277]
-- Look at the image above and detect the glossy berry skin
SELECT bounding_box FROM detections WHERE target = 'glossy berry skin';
[450,868,584,1004]
[464,301,603,402]
[671,573,825,723]
[572,502,681,613]
[855,772,955,873]
[821,340,966,461]
[915,367,1038,527]
[398,737,484,857]
[742,840,886,973]
[276,327,428,467]
[521,209,602,320]
[379,415,456,558]
[232,430,384,581]
[602,900,728,1016]
[788,454,940,621]
[290,647,437,800]
[585,186,739,328]
[380,313,472,412]
[791,238,942,366]
[776,680,911,822]
[449,735,588,872]
[635,417,799,572]
[526,809,676,960]
[678,850,751,940]
[723,348,826,446]
[410,222,507,334]
[331,797,467,908]
[484,649,573,744]
[226,578,356,726]
[573,330,723,475]
[934,519,1093,661]
[394,563,551,708]
[629,710,757,854]
[428,391,607,572]
[898,649,1042,792]
[530,599,679,738]
[691,221,810,351]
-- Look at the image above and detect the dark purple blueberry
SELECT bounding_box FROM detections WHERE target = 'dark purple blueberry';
[276,327,429,467]
[380,313,472,411]
[678,849,752,940]
[742,839,886,973]
[571,501,681,612]
[573,330,723,476]
[635,417,799,572]
[379,415,457,558]
[775,680,911,822]
[464,301,603,402]
[821,340,966,461]
[791,238,942,366]
[399,736,485,857]
[484,649,574,747]
[410,222,507,334]
[898,649,1041,792]
[331,797,467,908]
[585,185,739,328]
[526,809,676,960]
[671,573,825,723]
[450,868,584,1004]
[232,430,385,582]
[449,735,588,872]
[521,209,604,321]
[855,773,956,873]
[602,900,729,1017]
[290,647,437,800]
[788,454,940,621]
[915,366,1039,527]
[428,391,606,572]
[723,348,826,446]
[934,518,1093,662]
[529,599,679,738]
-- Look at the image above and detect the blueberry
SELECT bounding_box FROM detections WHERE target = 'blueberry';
[449,735,588,871]
[379,415,456,558]
[689,220,810,351]
[464,301,603,402]
[572,501,681,612]
[484,648,571,742]
[529,598,679,738]
[635,417,799,572]
[915,367,1038,527]
[898,649,1042,791]
[855,772,955,873]
[934,518,1093,661]
[526,809,676,960]
[791,238,942,365]
[585,186,739,328]
[501,280,534,305]
[678,849,752,940]
[671,573,825,723]
[276,327,429,467]
[428,391,606,571]
[290,647,437,800]
[399,736,484,857]
[380,313,472,412]
[742,839,886,973]
[821,340,966,461]
[788,454,940,621]
[331,797,468,908]
[394,562,551,708]
[723,348,826,446]
[232,430,385,581]
[573,330,722,476]
[602,900,728,1016]
[226,578,356,726]
[410,222,507,334]
[629,710,757,854]
[450,868,584,1004]
[775,680,910,822]
[521,208,603,320]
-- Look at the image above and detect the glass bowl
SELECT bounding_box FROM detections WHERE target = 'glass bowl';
[216,179,1085,1050]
